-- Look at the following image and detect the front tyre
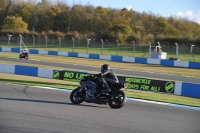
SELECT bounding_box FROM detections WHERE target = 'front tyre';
[108,90,127,109]
[70,87,85,104]
[25,55,28,60]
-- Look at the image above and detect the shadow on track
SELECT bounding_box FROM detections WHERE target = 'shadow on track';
[0,97,108,109]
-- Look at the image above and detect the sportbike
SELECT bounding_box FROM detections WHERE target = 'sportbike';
[70,74,128,109]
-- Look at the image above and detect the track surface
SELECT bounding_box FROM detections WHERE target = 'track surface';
[0,83,200,133]
[0,57,200,83]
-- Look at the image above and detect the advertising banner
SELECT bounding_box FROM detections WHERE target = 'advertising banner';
[53,70,175,93]
[53,70,90,82]
[118,76,175,93]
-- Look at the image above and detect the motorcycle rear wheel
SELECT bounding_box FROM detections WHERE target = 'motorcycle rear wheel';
[108,90,127,109]
[70,87,85,104]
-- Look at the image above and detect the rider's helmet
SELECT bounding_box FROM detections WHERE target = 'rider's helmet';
[24,48,27,51]
[101,64,110,73]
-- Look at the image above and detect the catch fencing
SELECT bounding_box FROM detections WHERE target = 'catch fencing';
[0,34,199,62]
[1,47,200,69]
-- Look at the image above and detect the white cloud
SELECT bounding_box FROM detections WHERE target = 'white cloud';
[159,10,200,24]
[195,10,200,24]
[176,12,184,18]
[175,10,200,24]
[185,10,193,17]
[126,4,132,11]
[176,10,193,18]
[161,14,170,18]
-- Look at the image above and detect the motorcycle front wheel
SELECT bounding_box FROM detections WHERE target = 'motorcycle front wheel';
[70,87,85,104]
[108,90,127,109]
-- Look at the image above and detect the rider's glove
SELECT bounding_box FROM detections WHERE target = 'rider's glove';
[120,83,125,87]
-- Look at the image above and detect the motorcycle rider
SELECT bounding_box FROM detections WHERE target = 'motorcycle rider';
[21,48,28,54]
[19,48,29,59]
[80,64,119,96]
[99,64,119,94]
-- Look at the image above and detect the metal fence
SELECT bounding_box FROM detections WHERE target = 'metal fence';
[0,34,199,62]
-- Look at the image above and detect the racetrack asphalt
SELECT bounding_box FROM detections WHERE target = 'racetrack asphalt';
[0,56,200,83]
[0,82,200,133]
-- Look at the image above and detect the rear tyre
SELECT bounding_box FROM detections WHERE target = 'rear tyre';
[108,90,127,109]
[70,87,85,104]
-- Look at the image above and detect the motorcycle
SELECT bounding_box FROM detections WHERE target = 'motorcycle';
[19,52,28,60]
[70,74,128,109]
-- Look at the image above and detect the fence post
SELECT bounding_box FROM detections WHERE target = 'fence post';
[167,42,169,52]
[101,39,104,55]
[7,34,12,47]
[45,36,47,51]
[32,35,35,49]
[93,39,95,48]
[72,37,74,52]
[157,42,161,47]
[148,41,151,58]
[189,44,195,61]
[132,41,135,57]
[116,40,119,55]
[58,37,61,51]
[51,37,53,48]
[86,38,91,53]
[38,36,40,45]
[175,43,178,58]
[19,34,22,50]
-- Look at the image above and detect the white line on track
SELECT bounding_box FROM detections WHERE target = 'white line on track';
[34,86,200,111]
[1,82,200,111]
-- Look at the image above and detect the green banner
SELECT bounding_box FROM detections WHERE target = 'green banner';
[53,70,90,82]
[118,76,175,93]
[53,70,175,93]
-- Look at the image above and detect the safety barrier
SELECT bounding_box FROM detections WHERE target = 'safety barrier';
[0,63,199,98]
[1,47,200,69]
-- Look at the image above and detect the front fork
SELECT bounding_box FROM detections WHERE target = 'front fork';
[77,86,83,91]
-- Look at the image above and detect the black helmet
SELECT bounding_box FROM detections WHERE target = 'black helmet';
[101,64,110,73]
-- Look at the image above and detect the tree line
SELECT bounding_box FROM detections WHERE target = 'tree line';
[0,0,200,46]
